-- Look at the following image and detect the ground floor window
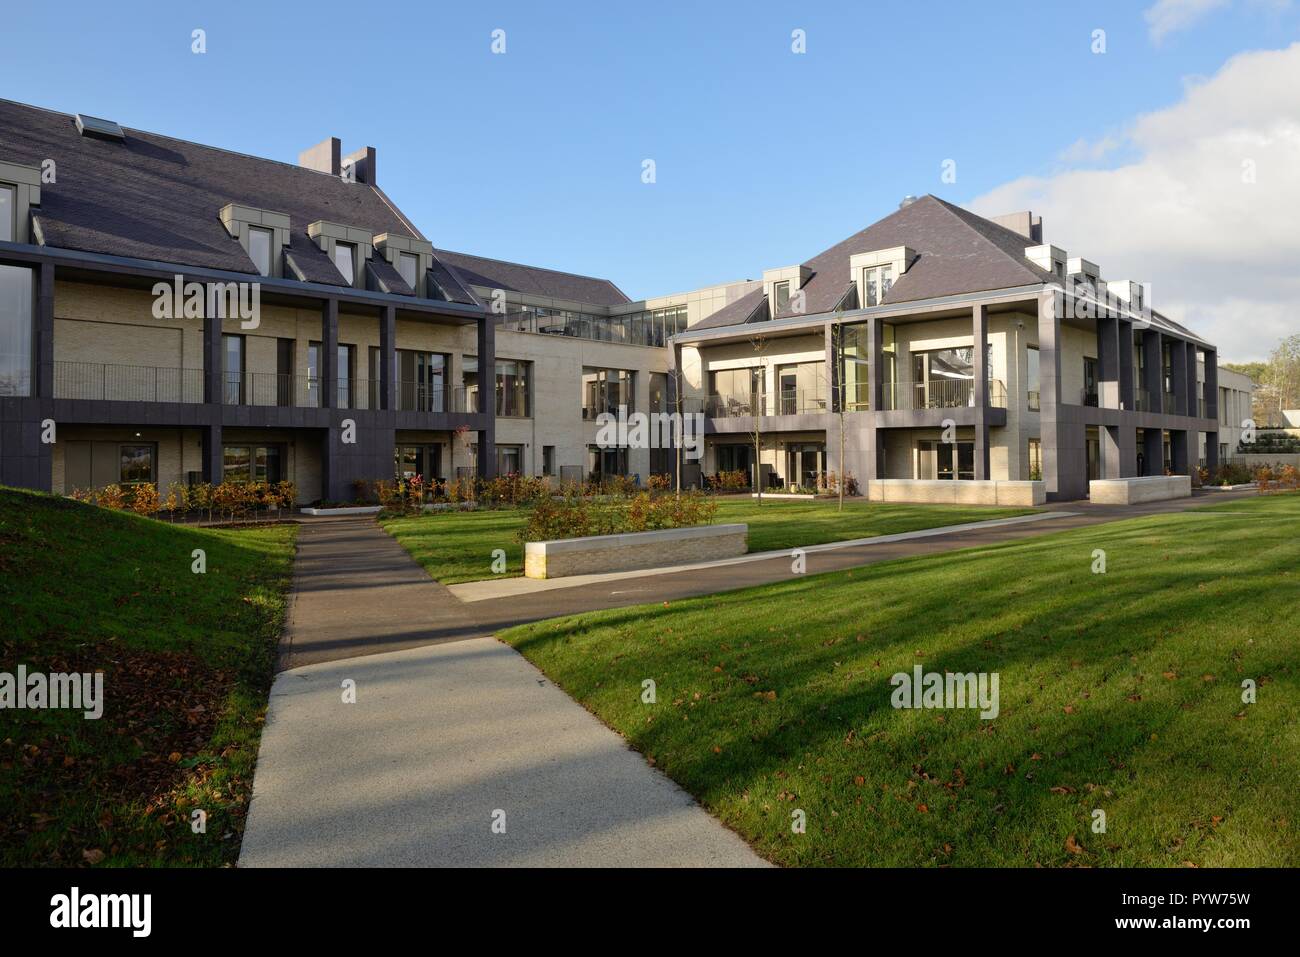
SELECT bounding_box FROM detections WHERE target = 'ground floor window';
[223,445,283,484]
[785,442,826,489]
[395,444,442,482]
[587,444,628,480]
[497,444,523,476]
[542,445,555,476]
[916,440,974,480]
[715,444,753,479]
[1027,438,1042,481]
[650,447,674,476]
[119,444,155,484]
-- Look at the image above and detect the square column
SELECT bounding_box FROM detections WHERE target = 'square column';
[321,299,338,409]
[476,312,496,479]
[1203,348,1219,422]
[1097,314,1120,408]
[1037,289,1066,497]
[35,262,54,399]
[972,303,990,480]
[1118,319,1135,410]
[1170,429,1190,475]
[1170,338,1189,416]
[379,304,396,411]
[1206,431,1220,475]
[1141,330,1163,414]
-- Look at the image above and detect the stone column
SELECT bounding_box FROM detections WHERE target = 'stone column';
[1170,338,1189,417]
[1203,348,1219,422]
[1170,428,1190,475]
[321,299,338,410]
[476,310,496,479]
[1143,427,1164,476]
[1097,314,1120,408]
[379,304,396,411]
[1037,289,1065,497]
[1118,319,1135,411]
[35,262,54,399]
[972,303,990,480]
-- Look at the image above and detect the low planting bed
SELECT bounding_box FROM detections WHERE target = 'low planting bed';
[525,523,748,579]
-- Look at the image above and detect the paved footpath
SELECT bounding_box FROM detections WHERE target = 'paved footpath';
[241,518,763,867]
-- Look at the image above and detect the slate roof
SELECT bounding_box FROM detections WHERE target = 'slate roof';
[0,98,461,295]
[433,248,630,308]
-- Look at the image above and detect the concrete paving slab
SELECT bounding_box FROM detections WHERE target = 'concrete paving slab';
[239,639,767,868]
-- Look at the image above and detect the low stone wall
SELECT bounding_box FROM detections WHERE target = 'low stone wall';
[866,480,1045,507]
[1089,475,1191,505]
[524,523,748,579]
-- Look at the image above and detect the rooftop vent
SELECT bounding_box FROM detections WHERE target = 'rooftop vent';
[75,114,125,141]
[899,195,918,209]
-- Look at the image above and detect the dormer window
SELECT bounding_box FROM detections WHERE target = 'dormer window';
[0,184,13,243]
[773,280,791,314]
[862,265,893,306]
[248,226,274,277]
[397,252,418,289]
[333,242,356,285]
[219,204,289,278]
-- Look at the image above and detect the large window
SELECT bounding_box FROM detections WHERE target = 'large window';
[333,242,355,285]
[587,444,628,479]
[773,281,791,315]
[501,302,686,347]
[1027,438,1042,481]
[464,357,531,417]
[496,444,523,476]
[222,334,244,404]
[649,371,671,413]
[775,361,826,414]
[119,445,155,484]
[906,346,992,409]
[917,440,975,481]
[1082,356,1098,407]
[248,226,274,276]
[223,445,283,484]
[1026,346,1040,411]
[397,350,447,412]
[0,185,14,243]
[839,323,871,411]
[337,344,354,408]
[395,445,441,482]
[0,263,33,397]
[397,252,418,290]
[862,265,893,306]
[582,367,634,420]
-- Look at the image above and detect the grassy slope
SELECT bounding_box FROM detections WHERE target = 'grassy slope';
[501,494,1300,867]
[0,487,296,867]
[383,498,1036,584]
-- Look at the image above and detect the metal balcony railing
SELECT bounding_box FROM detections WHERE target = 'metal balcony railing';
[466,383,529,417]
[54,361,205,404]
[1135,388,1151,412]
[1081,388,1099,408]
[222,372,323,408]
[1165,391,1178,412]
[884,379,1007,411]
[394,379,459,413]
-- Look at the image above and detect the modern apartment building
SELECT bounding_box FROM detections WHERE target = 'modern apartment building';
[672,196,1225,500]
[0,100,1227,504]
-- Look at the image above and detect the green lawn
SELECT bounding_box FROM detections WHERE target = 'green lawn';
[501,493,1300,867]
[0,487,296,867]
[382,497,1037,584]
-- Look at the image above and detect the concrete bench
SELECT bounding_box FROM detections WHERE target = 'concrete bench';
[1089,475,1191,505]
[867,480,1045,507]
[524,523,748,579]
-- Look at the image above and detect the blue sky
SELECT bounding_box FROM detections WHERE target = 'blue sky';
[3,0,1298,354]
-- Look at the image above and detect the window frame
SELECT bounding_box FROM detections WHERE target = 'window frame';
[248,226,274,277]
[0,184,14,244]
[118,443,157,485]
[333,242,356,285]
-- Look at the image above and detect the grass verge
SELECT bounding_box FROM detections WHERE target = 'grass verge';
[0,487,296,867]
[383,497,1037,584]
[500,494,1300,866]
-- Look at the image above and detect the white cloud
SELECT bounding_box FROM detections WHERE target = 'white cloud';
[1145,0,1232,43]
[969,43,1300,361]
[1144,0,1293,44]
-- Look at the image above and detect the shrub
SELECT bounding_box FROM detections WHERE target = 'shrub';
[96,484,126,511]
[647,473,673,492]
[128,483,161,517]
[518,489,717,543]
[707,470,748,492]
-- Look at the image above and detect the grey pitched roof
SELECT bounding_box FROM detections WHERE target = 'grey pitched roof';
[433,248,630,307]
[689,287,768,330]
[767,195,1057,321]
[0,98,434,288]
